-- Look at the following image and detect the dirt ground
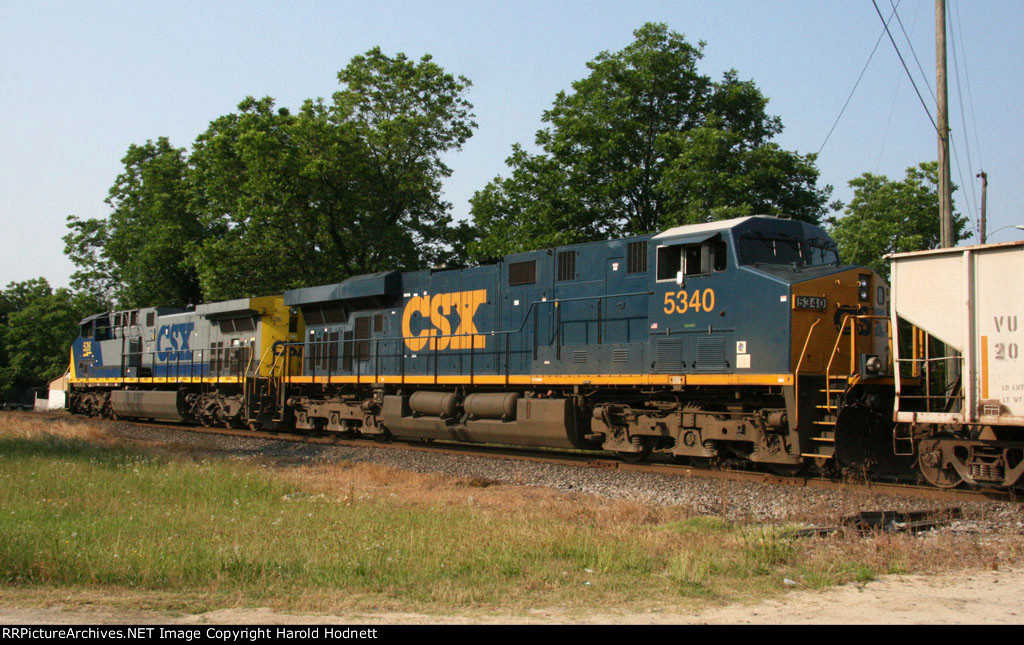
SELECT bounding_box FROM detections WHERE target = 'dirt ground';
[1,566,1021,624]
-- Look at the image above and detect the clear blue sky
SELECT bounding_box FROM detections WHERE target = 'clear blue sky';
[2,0,1020,289]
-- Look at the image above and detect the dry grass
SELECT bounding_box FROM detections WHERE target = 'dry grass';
[0,413,108,443]
[1,410,1022,618]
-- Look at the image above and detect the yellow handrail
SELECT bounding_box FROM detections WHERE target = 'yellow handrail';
[792,318,821,428]
[823,314,891,413]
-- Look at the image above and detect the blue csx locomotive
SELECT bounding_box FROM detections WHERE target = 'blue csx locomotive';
[68,215,892,471]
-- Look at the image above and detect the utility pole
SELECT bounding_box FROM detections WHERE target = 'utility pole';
[936,0,954,248]
[978,171,988,244]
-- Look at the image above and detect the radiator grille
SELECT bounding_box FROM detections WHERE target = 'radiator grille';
[655,339,682,373]
[696,336,726,372]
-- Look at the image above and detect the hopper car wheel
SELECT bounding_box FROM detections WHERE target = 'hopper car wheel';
[247,419,262,432]
[918,444,963,489]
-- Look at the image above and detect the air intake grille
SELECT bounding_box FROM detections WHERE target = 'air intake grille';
[696,336,726,372]
[627,241,648,274]
[557,251,576,282]
[509,260,536,286]
[655,339,682,373]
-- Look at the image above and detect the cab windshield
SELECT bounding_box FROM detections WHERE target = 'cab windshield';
[738,231,839,267]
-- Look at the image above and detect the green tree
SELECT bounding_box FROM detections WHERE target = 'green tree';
[470,23,829,258]
[827,162,969,280]
[63,138,203,309]
[189,48,476,300]
[62,215,117,305]
[0,279,102,400]
[188,97,317,299]
[105,137,203,307]
[332,47,476,270]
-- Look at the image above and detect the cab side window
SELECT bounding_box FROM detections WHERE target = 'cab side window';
[656,246,682,281]
[713,240,728,271]
[659,240,727,280]
[683,244,706,276]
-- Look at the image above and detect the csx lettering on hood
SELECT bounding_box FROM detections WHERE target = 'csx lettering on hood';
[401,290,487,351]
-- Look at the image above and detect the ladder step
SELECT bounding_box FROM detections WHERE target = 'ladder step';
[812,419,836,425]
[800,453,834,459]
[811,436,835,442]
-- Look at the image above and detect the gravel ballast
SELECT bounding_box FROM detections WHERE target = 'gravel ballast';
[95,419,1024,535]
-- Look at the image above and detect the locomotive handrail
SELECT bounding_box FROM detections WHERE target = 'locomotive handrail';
[822,314,891,414]
[88,342,261,384]
[792,318,821,428]
[649,326,738,336]
[253,342,280,378]
[292,289,657,380]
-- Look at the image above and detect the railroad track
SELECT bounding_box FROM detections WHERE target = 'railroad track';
[115,417,1019,506]
[8,410,1017,505]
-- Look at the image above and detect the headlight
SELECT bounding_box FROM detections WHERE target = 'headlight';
[859,353,883,377]
[858,274,871,302]
[865,356,881,374]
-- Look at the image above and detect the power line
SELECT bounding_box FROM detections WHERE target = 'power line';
[952,0,985,171]
[876,0,921,173]
[889,0,936,103]
[949,132,978,237]
[817,0,902,155]
[871,0,938,133]
[948,7,978,231]
[875,71,903,172]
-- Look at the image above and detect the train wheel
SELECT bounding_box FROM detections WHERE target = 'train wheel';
[618,437,653,464]
[918,442,963,488]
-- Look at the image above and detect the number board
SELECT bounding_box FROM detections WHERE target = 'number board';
[794,295,827,311]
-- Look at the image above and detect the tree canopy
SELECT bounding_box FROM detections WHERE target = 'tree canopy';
[63,137,203,309]
[0,279,102,400]
[187,48,477,301]
[470,23,830,258]
[64,47,476,305]
[827,161,969,280]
